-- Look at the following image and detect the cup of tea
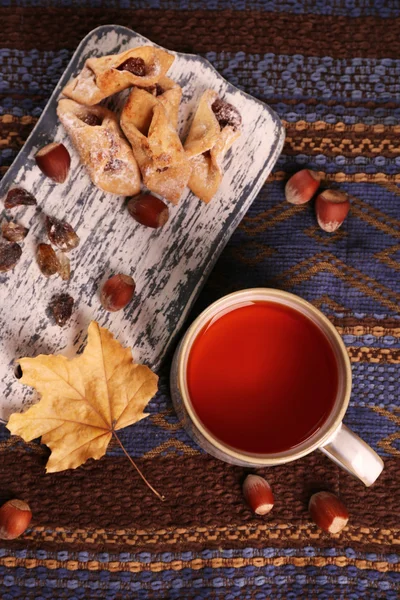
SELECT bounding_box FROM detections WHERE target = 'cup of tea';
[171,288,384,487]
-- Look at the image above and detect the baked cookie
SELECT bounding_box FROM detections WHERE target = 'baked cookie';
[62,46,174,106]
[120,88,191,204]
[184,90,242,203]
[57,99,141,196]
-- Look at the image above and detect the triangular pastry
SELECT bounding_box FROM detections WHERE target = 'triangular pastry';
[184,90,242,203]
[57,99,141,196]
[62,46,174,106]
[142,76,182,130]
[120,88,191,204]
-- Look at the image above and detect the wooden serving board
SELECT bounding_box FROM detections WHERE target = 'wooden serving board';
[0,25,284,421]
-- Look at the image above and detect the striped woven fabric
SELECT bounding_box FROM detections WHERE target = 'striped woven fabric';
[0,1,399,598]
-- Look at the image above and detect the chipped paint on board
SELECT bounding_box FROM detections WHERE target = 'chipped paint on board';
[0,26,284,421]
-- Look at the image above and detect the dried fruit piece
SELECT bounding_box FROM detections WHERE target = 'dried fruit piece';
[104,158,124,172]
[285,170,321,205]
[211,98,242,131]
[36,243,60,277]
[4,188,37,209]
[315,189,350,232]
[1,221,28,242]
[128,194,169,229]
[45,216,80,252]
[145,84,165,96]
[117,57,146,76]
[101,274,135,312]
[0,499,32,540]
[80,113,103,127]
[0,242,22,272]
[309,491,349,534]
[243,474,275,515]
[35,142,71,184]
[48,293,74,326]
[56,251,71,281]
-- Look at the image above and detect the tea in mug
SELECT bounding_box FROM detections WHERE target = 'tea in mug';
[187,302,338,454]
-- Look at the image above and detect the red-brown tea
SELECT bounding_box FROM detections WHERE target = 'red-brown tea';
[187,301,338,454]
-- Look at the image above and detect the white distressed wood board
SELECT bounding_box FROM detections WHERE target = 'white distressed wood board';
[0,25,285,422]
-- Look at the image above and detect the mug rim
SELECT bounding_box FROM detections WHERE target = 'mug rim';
[177,288,352,465]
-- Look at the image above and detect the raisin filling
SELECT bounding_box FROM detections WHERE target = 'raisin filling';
[104,159,124,173]
[144,84,165,96]
[116,57,146,77]
[80,113,102,127]
[211,98,242,131]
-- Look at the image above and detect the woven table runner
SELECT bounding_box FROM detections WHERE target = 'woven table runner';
[0,2,399,599]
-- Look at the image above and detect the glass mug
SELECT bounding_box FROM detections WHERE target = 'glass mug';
[171,289,384,487]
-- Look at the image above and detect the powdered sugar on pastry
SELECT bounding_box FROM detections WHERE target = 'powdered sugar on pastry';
[121,87,191,204]
[57,99,141,196]
[62,46,174,106]
[184,90,242,203]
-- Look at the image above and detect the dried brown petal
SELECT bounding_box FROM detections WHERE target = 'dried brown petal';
[48,293,74,327]
[36,243,60,277]
[1,222,29,242]
[4,188,37,209]
[45,216,80,252]
[116,57,146,76]
[56,251,71,281]
[0,242,22,272]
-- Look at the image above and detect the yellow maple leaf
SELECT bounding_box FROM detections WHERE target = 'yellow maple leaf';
[7,321,162,498]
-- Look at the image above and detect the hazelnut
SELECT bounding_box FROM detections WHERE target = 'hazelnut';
[309,491,349,534]
[285,169,321,205]
[0,499,32,540]
[315,189,350,232]
[35,142,71,184]
[101,274,135,312]
[127,194,169,229]
[242,474,274,515]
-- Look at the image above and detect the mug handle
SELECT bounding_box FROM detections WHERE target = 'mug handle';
[319,423,384,487]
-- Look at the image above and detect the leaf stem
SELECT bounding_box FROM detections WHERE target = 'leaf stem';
[112,430,165,501]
